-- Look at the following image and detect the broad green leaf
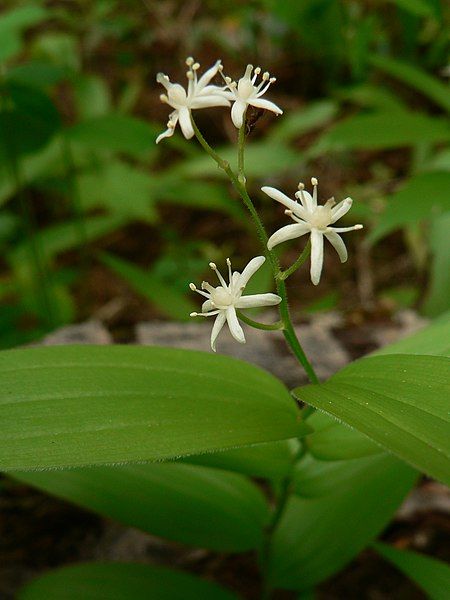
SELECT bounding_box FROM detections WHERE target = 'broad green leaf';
[13,462,268,552]
[10,214,127,268]
[184,439,300,480]
[373,542,450,600]
[268,100,338,143]
[388,0,435,17]
[101,252,196,321]
[180,142,300,179]
[67,114,159,158]
[305,411,382,461]
[336,84,406,111]
[0,345,302,470]
[423,213,450,317]
[316,111,450,152]
[72,74,111,120]
[153,175,245,219]
[293,453,387,497]
[0,82,61,158]
[369,172,450,244]
[6,62,67,89]
[371,55,450,113]
[375,310,450,357]
[0,6,47,62]
[268,453,416,591]
[76,161,157,221]
[18,562,238,600]
[294,354,450,485]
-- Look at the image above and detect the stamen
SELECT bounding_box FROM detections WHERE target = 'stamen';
[209,262,217,269]
[311,177,318,186]
[298,182,305,190]
[186,57,194,66]
[186,71,194,80]
[226,258,232,282]
[189,283,196,290]
[262,71,269,80]
[254,67,261,75]
[192,62,200,71]
[160,94,168,103]
[244,64,253,79]
[269,77,276,83]
[285,209,293,215]
[190,312,198,317]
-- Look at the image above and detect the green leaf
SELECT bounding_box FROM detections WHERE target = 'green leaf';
[72,74,111,120]
[268,453,416,590]
[317,111,450,151]
[18,562,238,600]
[375,310,450,357]
[268,100,338,143]
[294,354,450,485]
[294,453,389,497]
[0,82,61,158]
[369,172,450,244]
[371,55,450,113]
[184,439,300,480]
[0,6,47,62]
[76,161,157,222]
[305,411,382,461]
[100,252,196,321]
[13,462,268,552]
[181,142,300,179]
[10,214,127,268]
[423,212,450,317]
[67,114,159,158]
[0,345,302,470]
[373,542,450,600]
[6,62,67,89]
[388,0,436,17]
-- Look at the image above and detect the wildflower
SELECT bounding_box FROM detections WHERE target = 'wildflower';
[156,57,230,143]
[263,178,363,285]
[219,64,283,129]
[189,256,281,351]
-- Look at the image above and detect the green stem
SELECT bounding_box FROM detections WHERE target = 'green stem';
[278,240,311,281]
[190,115,319,384]
[238,123,246,184]
[236,311,284,331]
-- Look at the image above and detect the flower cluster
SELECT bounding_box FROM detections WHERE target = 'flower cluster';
[156,58,282,142]
[157,58,363,351]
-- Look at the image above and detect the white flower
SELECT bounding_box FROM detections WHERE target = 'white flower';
[156,57,230,144]
[219,64,283,129]
[189,256,281,351]
[263,178,363,285]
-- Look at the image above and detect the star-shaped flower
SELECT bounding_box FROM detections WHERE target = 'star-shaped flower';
[156,57,230,143]
[189,256,281,351]
[263,178,363,285]
[219,64,283,129]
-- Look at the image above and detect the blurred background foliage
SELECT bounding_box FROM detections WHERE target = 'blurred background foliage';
[0,0,449,348]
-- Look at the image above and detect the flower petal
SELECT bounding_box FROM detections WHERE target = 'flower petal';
[191,95,231,109]
[231,100,247,129]
[267,223,309,250]
[324,231,348,263]
[237,256,265,289]
[156,126,175,144]
[235,293,282,309]
[310,229,324,286]
[210,311,227,352]
[197,60,222,91]
[330,198,353,223]
[202,299,214,312]
[226,306,246,344]
[178,107,194,139]
[248,97,283,115]
[261,186,307,219]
